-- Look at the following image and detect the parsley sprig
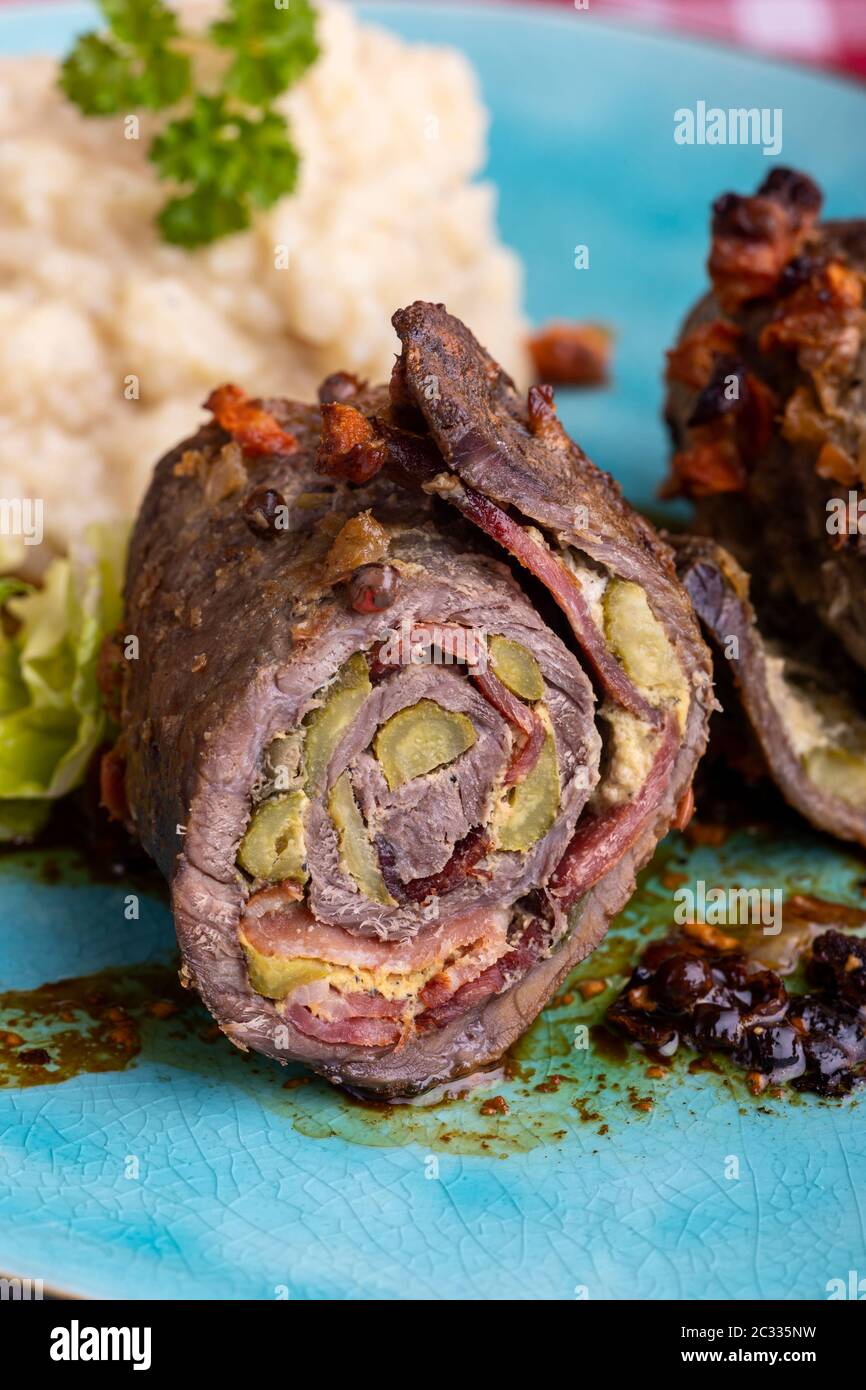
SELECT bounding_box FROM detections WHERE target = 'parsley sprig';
[60,0,318,247]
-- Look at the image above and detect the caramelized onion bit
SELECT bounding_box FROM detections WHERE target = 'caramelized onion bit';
[317,402,386,483]
[322,510,389,585]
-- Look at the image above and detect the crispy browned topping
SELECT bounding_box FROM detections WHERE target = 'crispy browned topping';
[664,361,775,499]
[527,321,611,386]
[205,385,297,458]
[709,168,822,311]
[665,437,746,498]
[316,402,386,483]
[666,319,741,390]
[672,173,866,508]
[781,383,831,449]
[759,259,864,384]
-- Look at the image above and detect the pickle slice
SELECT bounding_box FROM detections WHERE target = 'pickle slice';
[805,747,866,809]
[374,699,477,790]
[303,652,371,790]
[488,635,545,701]
[239,933,329,1000]
[495,720,560,851]
[237,789,308,883]
[602,578,689,727]
[328,772,395,904]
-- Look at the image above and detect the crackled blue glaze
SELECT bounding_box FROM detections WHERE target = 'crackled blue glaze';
[1,2,866,1301]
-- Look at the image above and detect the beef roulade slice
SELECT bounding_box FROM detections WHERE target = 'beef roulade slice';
[664,170,866,846]
[119,304,712,1098]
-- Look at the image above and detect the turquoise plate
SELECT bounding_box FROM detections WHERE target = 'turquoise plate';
[2,2,866,1301]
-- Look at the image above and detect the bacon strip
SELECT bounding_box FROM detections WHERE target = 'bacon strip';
[241,898,508,973]
[376,826,491,905]
[417,919,548,1029]
[471,666,535,736]
[549,716,679,907]
[205,385,297,458]
[470,665,546,785]
[370,622,486,675]
[452,484,660,727]
[284,1003,402,1048]
[289,980,410,1022]
[504,714,547,787]
[255,903,515,1048]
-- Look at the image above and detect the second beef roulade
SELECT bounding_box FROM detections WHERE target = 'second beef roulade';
[665,169,866,846]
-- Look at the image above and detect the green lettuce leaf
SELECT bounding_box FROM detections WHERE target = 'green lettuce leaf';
[0,523,128,837]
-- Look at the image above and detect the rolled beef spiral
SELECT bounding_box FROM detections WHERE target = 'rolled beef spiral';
[664,170,866,847]
[118,303,712,1098]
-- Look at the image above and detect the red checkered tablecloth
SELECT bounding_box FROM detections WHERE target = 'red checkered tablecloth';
[533,0,866,80]
[3,0,866,81]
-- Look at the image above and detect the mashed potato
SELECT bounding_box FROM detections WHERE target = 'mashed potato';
[0,1,526,569]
